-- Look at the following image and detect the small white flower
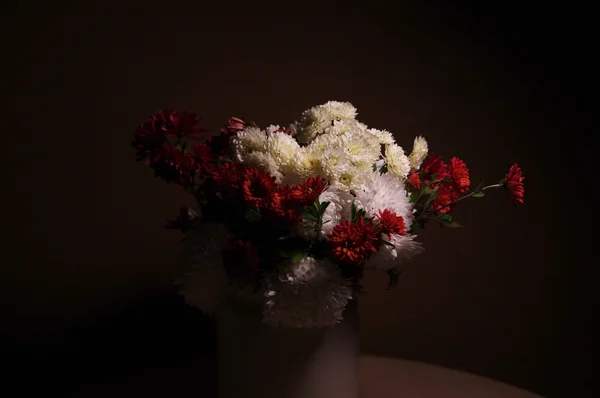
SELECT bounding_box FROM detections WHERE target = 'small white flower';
[384,143,411,180]
[367,128,395,145]
[266,129,302,172]
[320,101,358,120]
[263,257,353,328]
[230,126,268,162]
[296,101,358,144]
[354,171,415,229]
[366,233,424,270]
[408,136,428,170]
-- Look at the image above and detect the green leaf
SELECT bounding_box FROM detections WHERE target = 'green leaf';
[472,192,485,198]
[290,251,308,264]
[372,163,377,172]
[245,208,261,222]
[380,165,388,174]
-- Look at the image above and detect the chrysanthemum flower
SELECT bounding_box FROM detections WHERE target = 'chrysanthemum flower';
[408,136,429,170]
[191,143,215,175]
[502,163,525,204]
[407,170,421,189]
[162,109,209,139]
[241,168,277,208]
[448,157,470,193]
[376,209,406,238]
[384,143,411,180]
[289,176,328,206]
[328,217,380,265]
[432,184,459,214]
[421,154,449,182]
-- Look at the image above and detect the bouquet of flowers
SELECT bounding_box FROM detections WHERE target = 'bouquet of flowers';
[132,101,525,328]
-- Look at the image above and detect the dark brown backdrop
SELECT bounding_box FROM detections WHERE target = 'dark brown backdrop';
[3,2,594,397]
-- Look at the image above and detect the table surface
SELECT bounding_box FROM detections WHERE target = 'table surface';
[67,355,544,398]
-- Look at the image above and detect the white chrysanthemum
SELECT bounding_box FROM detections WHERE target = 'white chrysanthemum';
[325,118,366,137]
[321,101,357,120]
[266,130,302,171]
[384,143,411,180]
[408,136,428,170]
[354,171,415,229]
[263,257,353,328]
[366,233,424,270]
[297,185,354,238]
[340,130,381,166]
[296,106,332,144]
[175,222,229,314]
[244,151,284,184]
[281,147,324,185]
[296,101,358,144]
[367,128,395,145]
[230,126,268,162]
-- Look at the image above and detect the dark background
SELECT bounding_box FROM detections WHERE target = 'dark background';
[2,2,595,397]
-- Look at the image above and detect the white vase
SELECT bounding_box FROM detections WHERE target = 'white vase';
[216,295,360,398]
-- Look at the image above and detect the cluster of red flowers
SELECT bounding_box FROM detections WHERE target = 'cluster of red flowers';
[132,111,250,188]
[407,154,471,215]
[327,210,407,266]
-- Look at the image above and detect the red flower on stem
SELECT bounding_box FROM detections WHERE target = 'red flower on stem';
[421,154,449,183]
[327,217,380,265]
[407,170,421,189]
[266,185,303,227]
[223,239,260,282]
[207,162,245,201]
[191,143,215,175]
[241,168,277,208]
[448,157,470,193]
[289,176,328,206]
[162,110,209,140]
[432,184,459,214]
[376,209,406,238]
[209,116,248,155]
[503,163,525,204]
[132,112,168,162]
[150,144,195,185]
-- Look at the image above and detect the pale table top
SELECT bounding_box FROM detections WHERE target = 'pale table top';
[67,355,544,397]
[359,356,544,398]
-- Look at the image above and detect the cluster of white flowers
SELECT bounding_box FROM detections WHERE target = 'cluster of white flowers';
[231,101,424,191]
[180,101,429,327]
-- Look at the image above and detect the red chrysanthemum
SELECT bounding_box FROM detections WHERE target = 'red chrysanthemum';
[327,217,380,265]
[448,157,470,193]
[503,163,525,204]
[223,239,260,282]
[289,176,328,206]
[132,111,168,162]
[165,206,195,232]
[421,154,449,185]
[241,168,277,208]
[432,184,459,214]
[209,116,248,155]
[266,185,303,227]
[162,109,209,139]
[221,116,247,137]
[207,162,245,200]
[376,209,406,238]
[407,170,421,189]
[150,144,195,185]
[191,143,215,175]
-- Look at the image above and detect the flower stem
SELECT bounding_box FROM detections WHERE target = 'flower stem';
[433,183,502,213]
